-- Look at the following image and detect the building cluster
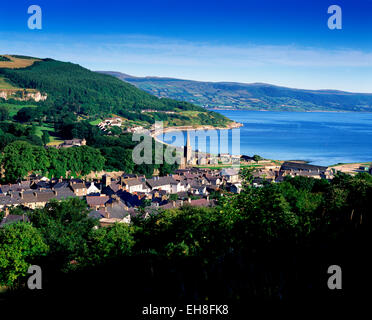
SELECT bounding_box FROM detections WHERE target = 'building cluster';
[180,131,241,168]
[141,109,175,114]
[47,138,87,149]
[0,167,242,228]
[251,161,335,186]
[97,117,123,131]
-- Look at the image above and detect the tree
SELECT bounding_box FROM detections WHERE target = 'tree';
[0,106,9,121]
[83,223,134,266]
[1,141,36,182]
[0,222,49,287]
[41,130,50,145]
[253,154,263,162]
[14,107,42,123]
[29,198,97,271]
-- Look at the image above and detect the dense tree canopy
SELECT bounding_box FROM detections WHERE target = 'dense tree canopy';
[0,59,230,126]
[0,223,48,287]
[0,172,370,303]
[1,141,105,182]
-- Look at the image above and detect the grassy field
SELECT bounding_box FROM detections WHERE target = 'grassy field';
[89,118,102,125]
[0,103,38,117]
[31,122,64,145]
[32,124,55,138]
[0,55,40,69]
[0,76,18,90]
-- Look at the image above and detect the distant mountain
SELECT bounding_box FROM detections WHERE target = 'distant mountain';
[100,71,372,112]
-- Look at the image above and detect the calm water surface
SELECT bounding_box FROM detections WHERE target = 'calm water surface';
[157,110,372,166]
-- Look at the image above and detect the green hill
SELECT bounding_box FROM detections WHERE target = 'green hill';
[0,56,231,127]
[102,71,372,112]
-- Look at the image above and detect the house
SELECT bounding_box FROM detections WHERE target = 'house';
[228,183,242,194]
[186,197,213,207]
[70,182,87,196]
[98,117,122,130]
[205,175,222,186]
[189,181,208,195]
[48,139,87,149]
[122,178,150,193]
[221,168,240,183]
[62,139,86,148]
[102,181,122,196]
[279,162,331,179]
[86,182,101,195]
[20,190,56,209]
[86,195,110,210]
[0,209,29,228]
[146,176,180,193]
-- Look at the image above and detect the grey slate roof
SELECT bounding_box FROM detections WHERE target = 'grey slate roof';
[146,176,178,188]
[281,161,328,172]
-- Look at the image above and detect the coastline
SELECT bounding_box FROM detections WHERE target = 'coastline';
[208,108,372,113]
[150,121,243,138]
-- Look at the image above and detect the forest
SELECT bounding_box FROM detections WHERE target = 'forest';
[0,171,370,308]
[0,56,232,182]
[0,122,178,182]
[0,58,231,126]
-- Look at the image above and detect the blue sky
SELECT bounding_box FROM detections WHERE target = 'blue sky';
[1,0,372,92]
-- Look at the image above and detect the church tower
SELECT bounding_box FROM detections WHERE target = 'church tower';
[184,130,192,164]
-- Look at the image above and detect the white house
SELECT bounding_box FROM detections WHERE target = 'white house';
[86,182,101,195]
[123,179,150,193]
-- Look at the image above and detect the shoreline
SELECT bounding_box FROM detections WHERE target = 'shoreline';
[150,121,243,155]
[208,108,372,113]
[150,121,243,138]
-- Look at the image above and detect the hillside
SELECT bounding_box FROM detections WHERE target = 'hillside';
[0,56,232,128]
[101,71,372,112]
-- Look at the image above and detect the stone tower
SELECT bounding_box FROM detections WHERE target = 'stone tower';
[184,131,192,164]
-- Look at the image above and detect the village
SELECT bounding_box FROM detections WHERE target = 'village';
[0,145,345,230]
[1,116,371,229]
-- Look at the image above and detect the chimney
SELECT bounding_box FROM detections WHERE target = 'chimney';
[5,207,9,218]
[53,190,58,196]
[188,197,191,204]
[172,201,176,207]
[20,191,23,199]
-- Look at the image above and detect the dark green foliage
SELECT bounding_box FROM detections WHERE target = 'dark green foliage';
[0,140,105,182]
[0,223,49,287]
[29,198,97,271]
[0,106,9,121]
[0,59,230,125]
[41,130,50,144]
[253,154,263,162]
[0,121,43,150]
[14,107,42,122]
[1,172,371,302]
[0,56,11,62]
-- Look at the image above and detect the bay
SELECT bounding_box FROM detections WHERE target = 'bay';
[157,110,372,166]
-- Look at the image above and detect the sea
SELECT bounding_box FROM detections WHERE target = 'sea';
[156,110,372,166]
